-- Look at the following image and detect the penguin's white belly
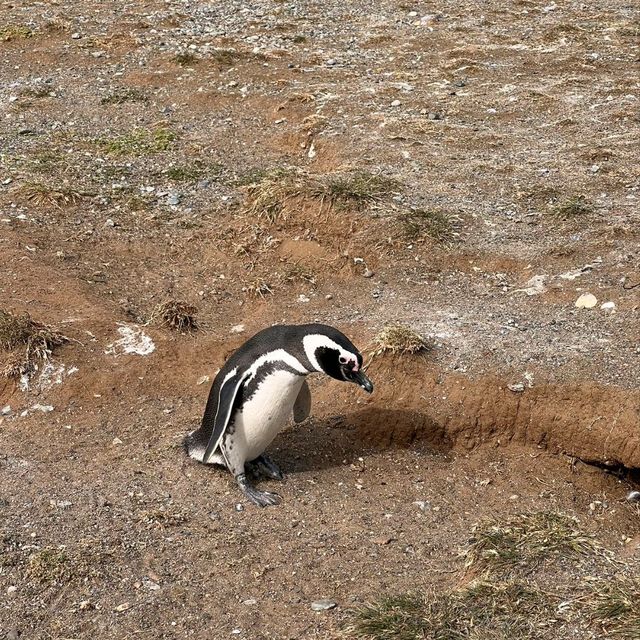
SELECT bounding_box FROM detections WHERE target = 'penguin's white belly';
[233,371,305,461]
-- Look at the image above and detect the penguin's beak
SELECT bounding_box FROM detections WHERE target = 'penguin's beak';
[343,367,374,393]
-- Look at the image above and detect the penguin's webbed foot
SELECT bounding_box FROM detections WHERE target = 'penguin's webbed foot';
[236,473,281,507]
[246,454,284,481]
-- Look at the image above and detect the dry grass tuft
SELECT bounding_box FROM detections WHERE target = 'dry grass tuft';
[151,300,199,333]
[317,171,400,209]
[0,310,68,379]
[0,26,34,41]
[552,195,593,219]
[584,576,640,639]
[19,181,83,208]
[174,51,198,66]
[348,581,558,640]
[400,209,459,243]
[27,548,71,585]
[465,511,605,575]
[243,168,315,222]
[369,325,428,359]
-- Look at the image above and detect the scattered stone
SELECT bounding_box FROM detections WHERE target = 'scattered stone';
[363,268,375,278]
[600,301,616,311]
[626,491,640,503]
[114,602,131,612]
[143,577,160,591]
[372,536,394,545]
[235,503,244,512]
[512,275,546,296]
[167,193,181,206]
[104,218,115,227]
[325,294,333,300]
[71,32,81,39]
[575,293,597,309]
[311,599,337,611]
[7,630,19,640]
[1,405,11,416]
[230,324,245,334]
[197,375,210,385]
[50,499,72,509]
[243,598,257,606]
[298,294,310,303]
[413,500,431,511]
[390,99,401,107]
[508,382,525,393]
[7,585,17,595]
[112,437,123,445]
[32,404,54,413]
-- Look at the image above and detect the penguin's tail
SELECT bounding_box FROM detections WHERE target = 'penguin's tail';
[184,429,224,465]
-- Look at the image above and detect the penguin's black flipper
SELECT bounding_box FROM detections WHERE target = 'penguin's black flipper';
[202,367,247,464]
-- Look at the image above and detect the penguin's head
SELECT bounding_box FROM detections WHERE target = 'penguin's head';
[302,326,374,393]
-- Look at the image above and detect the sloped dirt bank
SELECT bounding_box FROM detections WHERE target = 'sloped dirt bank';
[335,356,640,470]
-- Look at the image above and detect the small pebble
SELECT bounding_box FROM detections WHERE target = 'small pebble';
[575,293,598,309]
[325,294,333,300]
[390,99,401,107]
[627,491,640,503]
[7,585,17,595]
[235,503,244,512]
[363,268,374,278]
[311,599,337,611]
[71,32,81,39]
[1,405,11,416]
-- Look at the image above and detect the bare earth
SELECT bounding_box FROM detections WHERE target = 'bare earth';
[0,0,639,638]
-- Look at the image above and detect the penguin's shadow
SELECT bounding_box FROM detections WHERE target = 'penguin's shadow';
[272,408,449,475]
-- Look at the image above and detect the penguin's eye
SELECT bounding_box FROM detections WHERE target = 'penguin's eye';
[339,356,348,365]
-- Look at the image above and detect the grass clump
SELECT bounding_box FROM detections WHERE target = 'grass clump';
[369,325,428,359]
[19,181,82,208]
[585,576,640,639]
[27,548,70,585]
[100,87,148,105]
[465,512,603,575]
[98,127,176,157]
[400,209,457,243]
[165,160,220,182]
[244,168,314,222]
[318,171,400,209]
[553,195,592,219]
[174,51,198,66]
[151,300,199,333]
[349,582,557,640]
[0,26,34,41]
[0,310,68,379]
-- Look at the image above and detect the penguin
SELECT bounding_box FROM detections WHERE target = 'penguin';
[185,323,374,507]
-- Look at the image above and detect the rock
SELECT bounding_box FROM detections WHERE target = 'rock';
[105,218,115,227]
[413,500,431,511]
[112,437,123,445]
[230,324,245,334]
[508,382,525,393]
[363,268,374,278]
[390,99,401,107]
[143,577,160,591]
[575,293,597,309]
[243,598,257,606]
[298,294,310,303]
[235,503,244,512]
[626,491,640,503]
[167,193,180,206]
[1,405,11,416]
[114,602,131,612]
[7,630,20,640]
[31,404,54,413]
[325,294,333,300]
[600,301,616,311]
[197,375,210,385]
[7,585,17,596]
[311,599,337,611]
[512,275,546,296]
[372,536,394,545]
[71,32,81,39]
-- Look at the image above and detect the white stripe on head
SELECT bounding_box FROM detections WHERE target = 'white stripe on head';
[246,349,308,381]
[302,334,359,372]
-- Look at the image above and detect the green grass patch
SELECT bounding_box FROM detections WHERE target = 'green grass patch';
[0,26,34,41]
[98,127,176,157]
[318,171,400,209]
[552,195,593,219]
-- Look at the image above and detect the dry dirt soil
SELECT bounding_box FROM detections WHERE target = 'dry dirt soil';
[1,0,639,638]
